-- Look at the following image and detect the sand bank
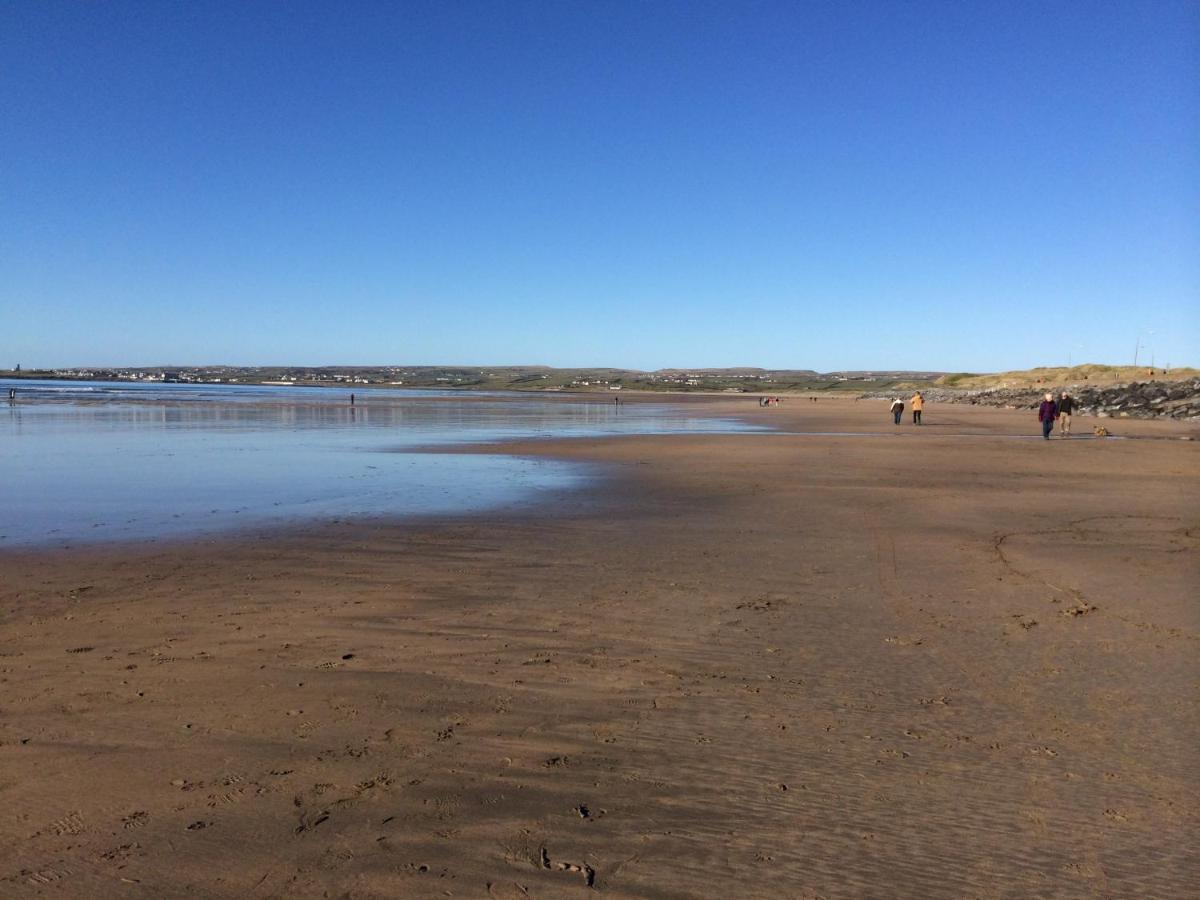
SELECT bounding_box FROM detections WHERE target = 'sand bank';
[1,398,1196,897]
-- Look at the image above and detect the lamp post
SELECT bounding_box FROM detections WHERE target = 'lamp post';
[1132,330,1154,368]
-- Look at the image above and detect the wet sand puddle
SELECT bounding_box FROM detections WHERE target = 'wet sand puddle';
[1,381,760,548]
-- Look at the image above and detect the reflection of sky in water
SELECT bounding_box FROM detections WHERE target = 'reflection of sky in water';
[2,379,760,548]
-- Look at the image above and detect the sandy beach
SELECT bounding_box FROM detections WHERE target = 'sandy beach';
[2,397,1197,898]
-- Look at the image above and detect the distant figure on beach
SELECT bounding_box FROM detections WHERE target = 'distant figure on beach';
[1057,391,1074,436]
[350,393,355,406]
[890,398,904,425]
[7,388,14,401]
[910,392,924,425]
[614,395,620,406]
[1038,392,1059,440]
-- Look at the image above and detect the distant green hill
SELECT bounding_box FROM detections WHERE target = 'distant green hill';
[13,363,1191,395]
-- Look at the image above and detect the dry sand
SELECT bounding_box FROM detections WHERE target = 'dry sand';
[2,398,1197,897]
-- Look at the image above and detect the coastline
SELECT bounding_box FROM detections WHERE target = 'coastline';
[1,399,1196,896]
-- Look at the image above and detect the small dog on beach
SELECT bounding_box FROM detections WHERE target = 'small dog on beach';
[1093,425,1110,437]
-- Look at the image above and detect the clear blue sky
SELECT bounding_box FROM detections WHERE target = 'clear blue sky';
[2,0,1196,371]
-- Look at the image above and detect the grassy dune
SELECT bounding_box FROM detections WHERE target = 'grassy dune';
[938,365,1199,390]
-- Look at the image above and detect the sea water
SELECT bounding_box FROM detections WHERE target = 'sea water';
[1,379,758,548]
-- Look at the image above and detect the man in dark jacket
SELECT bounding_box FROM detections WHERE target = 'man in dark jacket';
[1038,393,1059,440]
[1058,391,1075,436]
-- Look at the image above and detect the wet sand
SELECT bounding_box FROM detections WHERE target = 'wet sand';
[2,398,1197,897]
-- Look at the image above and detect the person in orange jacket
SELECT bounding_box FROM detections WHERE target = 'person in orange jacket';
[910,391,925,425]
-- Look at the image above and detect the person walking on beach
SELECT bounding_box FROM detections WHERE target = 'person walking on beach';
[890,397,904,425]
[1058,391,1074,436]
[1038,392,1059,440]
[910,391,924,425]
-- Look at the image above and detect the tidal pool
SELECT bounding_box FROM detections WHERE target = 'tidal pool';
[2,380,759,548]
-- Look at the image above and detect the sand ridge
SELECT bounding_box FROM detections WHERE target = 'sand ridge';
[1,398,1197,897]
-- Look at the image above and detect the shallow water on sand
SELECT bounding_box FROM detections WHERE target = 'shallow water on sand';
[2,380,758,548]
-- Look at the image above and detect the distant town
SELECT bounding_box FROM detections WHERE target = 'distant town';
[1,364,947,394]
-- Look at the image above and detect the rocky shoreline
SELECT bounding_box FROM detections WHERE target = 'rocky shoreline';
[869,379,1200,420]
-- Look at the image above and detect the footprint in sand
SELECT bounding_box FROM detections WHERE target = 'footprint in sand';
[121,811,148,829]
[42,812,85,837]
[539,846,597,887]
[23,866,72,886]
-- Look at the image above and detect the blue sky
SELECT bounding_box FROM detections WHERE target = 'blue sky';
[2,0,1196,371]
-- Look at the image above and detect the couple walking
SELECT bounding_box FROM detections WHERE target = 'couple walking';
[889,392,925,425]
[1038,391,1075,439]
